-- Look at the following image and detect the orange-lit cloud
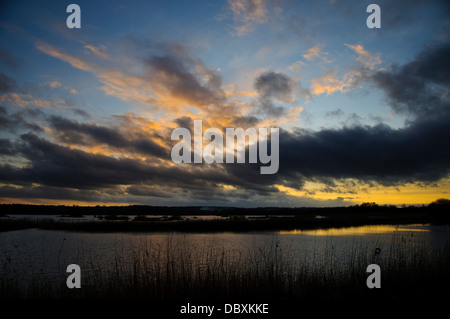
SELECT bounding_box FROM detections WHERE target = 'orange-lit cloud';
[0,92,64,108]
[303,44,330,62]
[35,40,301,131]
[48,81,61,89]
[345,43,381,69]
[83,44,110,60]
[36,41,94,72]
[36,41,232,121]
[310,71,351,95]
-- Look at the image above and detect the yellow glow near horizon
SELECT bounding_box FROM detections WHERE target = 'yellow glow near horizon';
[0,197,131,207]
[218,183,237,191]
[2,178,449,207]
[275,178,450,205]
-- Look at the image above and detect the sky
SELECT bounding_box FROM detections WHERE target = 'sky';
[0,0,449,207]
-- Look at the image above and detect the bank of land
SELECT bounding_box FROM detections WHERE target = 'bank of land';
[1,201,449,232]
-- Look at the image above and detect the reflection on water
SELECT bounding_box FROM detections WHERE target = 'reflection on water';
[0,223,449,291]
[279,224,431,236]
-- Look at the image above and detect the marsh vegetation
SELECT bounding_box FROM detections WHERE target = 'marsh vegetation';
[1,226,449,302]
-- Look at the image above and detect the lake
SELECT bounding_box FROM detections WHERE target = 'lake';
[1,222,449,297]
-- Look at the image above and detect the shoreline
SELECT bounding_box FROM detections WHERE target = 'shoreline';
[1,213,448,233]
[1,203,449,233]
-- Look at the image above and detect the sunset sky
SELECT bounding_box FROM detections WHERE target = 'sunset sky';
[1,0,449,207]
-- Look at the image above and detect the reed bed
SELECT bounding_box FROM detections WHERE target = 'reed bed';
[1,232,450,301]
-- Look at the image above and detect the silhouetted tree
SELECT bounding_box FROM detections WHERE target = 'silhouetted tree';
[429,198,450,207]
[360,202,379,208]
[428,198,450,221]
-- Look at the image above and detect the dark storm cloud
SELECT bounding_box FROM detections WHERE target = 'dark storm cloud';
[0,105,43,132]
[310,42,450,185]
[2,132,167,188]
[2,115,449,202]
[0,184,109,202]
[0,138,15,155]
[0,105,7,127]
[277,116,450,185]
[125,185,173,198]
[371,42,450,118]
[49,115,168,159]
[0,131,276,196]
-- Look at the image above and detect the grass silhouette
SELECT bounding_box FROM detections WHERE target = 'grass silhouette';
[1,233,449,302]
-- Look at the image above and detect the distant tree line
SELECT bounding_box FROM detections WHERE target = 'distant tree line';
[0,199,448,218]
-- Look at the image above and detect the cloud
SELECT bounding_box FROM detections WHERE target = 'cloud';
[84,44,110,59]
[345,44,381,69]
[48,115,168,159]
[0,131,279,197]
[0,105,43,133]
[255,71,294,101]
[305,44,380,97]
[0,92,65,108]
[303,44,329,62]
[34,39,275,130]
[36,41,93,72]
[1,109,449,204]
[48,81,62,89]
[36,42,154,107]
[36,40,228,117]
[146,53,226,107]
[0,184,119,203]
[228,0,269,36]
[251,71,309,118]
[5,26,446,205]
[325,109,345,118]
[371,42,450,119]
[278,117,450,186]
[0,73,76,112]
[252,71,295,118]
[4,132,166,189]
[0,138,15,155]
[310,71,353,95]
[70,108,90,118]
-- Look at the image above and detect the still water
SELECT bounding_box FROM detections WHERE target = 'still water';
[1,223,449,288]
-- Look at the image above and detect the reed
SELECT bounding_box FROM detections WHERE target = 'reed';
[1,232,450,301]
